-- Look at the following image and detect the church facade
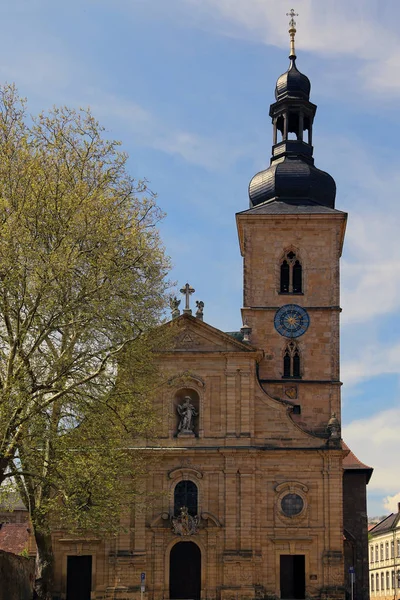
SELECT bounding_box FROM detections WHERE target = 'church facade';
[50,19,372,600]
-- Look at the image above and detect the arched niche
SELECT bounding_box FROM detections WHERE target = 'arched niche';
[173,388,200,437]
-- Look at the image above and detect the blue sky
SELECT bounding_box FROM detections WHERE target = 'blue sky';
[3,0,400,517]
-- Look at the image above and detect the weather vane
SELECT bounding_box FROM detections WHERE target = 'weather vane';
[286,8,298,58]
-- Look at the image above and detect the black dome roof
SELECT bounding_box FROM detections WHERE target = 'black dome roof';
[249,157,336,209]
[275,57,311,101]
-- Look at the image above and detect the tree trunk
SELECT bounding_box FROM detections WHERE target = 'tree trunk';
[34,528,55,600]
[0,457,9,484]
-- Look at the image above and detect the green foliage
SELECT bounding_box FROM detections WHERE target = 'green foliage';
[0,84,171,595]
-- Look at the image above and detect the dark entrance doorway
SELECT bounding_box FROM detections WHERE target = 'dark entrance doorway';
[280,555,305,599]
[170,541,201,600]
[66,555,92,600]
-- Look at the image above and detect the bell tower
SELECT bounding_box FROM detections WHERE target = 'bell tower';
[236,13,347,434]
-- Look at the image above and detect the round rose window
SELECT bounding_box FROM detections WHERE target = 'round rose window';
[281,493,304,517]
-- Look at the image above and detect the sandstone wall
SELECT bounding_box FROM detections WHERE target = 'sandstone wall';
[0,550,34,600]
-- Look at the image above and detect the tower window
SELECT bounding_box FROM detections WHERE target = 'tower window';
[280,251,302,294]
[280,260,290,293]
[283,342,301,379]
[174,480,198,517]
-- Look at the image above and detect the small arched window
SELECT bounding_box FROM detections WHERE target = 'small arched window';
[376,573,379,591]
[280,251,302,294]
[283,342,301,379]
[174,480,198,517]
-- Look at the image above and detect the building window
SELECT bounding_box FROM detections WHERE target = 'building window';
[386,541,389,559]
[381,572,385,590]
[174,480,198,516]
[381,543,384,561]
[387,571,390,590]
[392,540,395,559]
[371,573,374,591]
[283,341,301,378]
[280,251,303,294]
[281,493,304,517]
[392,570,395,589]
[371,546,374,563]
[376,573,379,591]
[397,539,400,557]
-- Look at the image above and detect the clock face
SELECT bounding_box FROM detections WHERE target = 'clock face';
[274,304,310,338]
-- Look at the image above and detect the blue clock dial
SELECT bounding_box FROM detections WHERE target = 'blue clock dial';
[274,304,310,338]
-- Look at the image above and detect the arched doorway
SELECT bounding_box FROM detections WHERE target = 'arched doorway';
[169,541,201,599]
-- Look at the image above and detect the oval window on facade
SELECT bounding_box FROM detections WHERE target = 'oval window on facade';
[281,493,304,517]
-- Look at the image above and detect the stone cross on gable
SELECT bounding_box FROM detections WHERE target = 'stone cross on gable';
[180,283,195,315]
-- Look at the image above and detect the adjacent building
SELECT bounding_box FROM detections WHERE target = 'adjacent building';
[369,505,400,600]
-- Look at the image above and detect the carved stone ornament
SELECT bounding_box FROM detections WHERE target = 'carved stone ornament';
[327,412,341,439]
[171,506,199,536]
[285,385,297,400]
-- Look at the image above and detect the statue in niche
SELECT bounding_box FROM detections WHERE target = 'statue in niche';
[177,396,198,435]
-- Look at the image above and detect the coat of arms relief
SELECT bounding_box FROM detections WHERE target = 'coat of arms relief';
[171,506,199,536]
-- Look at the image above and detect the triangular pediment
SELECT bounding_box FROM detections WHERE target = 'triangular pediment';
[165,314,259,354]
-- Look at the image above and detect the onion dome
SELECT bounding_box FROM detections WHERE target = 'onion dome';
[248,10,336,210]
[249,158,336,208]
[275,57,311,101]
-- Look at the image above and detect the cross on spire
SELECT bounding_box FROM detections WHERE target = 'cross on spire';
[286,8,298,28]
[180,283,195,314]
[286,8,298,58]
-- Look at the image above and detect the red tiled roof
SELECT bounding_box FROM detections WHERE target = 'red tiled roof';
[342,441,373,483]
[0,523,31,555]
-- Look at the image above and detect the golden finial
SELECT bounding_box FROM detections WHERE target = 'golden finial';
[286,8,298,58]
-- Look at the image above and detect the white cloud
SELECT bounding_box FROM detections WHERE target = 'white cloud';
[383,492,400,513]
[179,0,400,97]
[342,341,400,387]
[343,406,400,503]
[309,134,400,330]
[90,91,252,170]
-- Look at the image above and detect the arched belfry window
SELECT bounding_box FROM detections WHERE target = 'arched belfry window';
[283,342,301,379]
[280,251,302,294]
[174,480,198,516]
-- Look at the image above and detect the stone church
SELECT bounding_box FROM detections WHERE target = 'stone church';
[51,17,372,600]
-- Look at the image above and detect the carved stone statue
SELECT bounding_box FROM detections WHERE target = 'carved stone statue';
[171,506,199,536]
[195,300,204,320]
[169,296,181,319]
[177,396,198,435]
